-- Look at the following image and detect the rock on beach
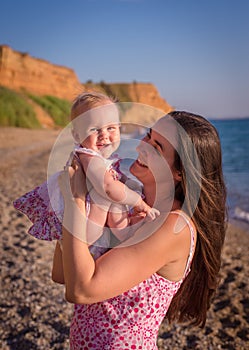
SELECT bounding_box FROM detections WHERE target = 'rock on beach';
[0,127,249,349]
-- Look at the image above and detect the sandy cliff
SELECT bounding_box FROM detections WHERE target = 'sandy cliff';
[0,45,83,100]
[0,45,172,113]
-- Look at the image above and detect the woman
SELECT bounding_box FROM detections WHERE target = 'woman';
[52,111,227,349]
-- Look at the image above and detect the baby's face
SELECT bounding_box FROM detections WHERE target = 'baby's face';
[82,124,121,158]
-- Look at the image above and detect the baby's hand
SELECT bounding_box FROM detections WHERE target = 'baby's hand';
[133,198,160,221]
[145,207,160,222]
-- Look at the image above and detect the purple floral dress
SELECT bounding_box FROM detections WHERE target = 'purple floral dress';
[13,148,124,258]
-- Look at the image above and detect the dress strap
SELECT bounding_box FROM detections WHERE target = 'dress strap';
[73,145,116,170]
[74,145,102,158]
[170,210,196,278]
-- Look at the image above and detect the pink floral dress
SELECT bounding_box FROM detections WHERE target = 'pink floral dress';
[13,147,124,258]
[69,211,195,350]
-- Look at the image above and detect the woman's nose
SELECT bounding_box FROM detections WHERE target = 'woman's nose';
[136,138,150,154]
[136,139,143,152]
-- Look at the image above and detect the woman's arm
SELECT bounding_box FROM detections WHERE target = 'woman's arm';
[60,166,193,305]
[52,241,64,284]
[51,164,88,286]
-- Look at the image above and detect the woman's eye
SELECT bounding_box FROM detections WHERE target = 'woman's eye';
[154,146,161,155]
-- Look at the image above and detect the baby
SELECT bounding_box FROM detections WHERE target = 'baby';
[13,91,160,257]
[71,92,160,247]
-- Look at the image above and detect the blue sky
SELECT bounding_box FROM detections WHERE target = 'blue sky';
[1,0,249,118]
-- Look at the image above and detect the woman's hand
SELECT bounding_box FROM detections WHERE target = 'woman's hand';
[58,162,88,242]
[59,159,87,203]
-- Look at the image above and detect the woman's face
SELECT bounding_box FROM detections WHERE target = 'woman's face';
[130,117,179,187]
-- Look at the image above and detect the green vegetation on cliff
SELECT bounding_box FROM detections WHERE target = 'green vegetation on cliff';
[0,81,170,129]
[0,86,41,128]
[0,87,71,128]
[28,94,71,126]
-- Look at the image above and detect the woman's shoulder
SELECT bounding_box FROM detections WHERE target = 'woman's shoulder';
[155,210,197,281]
[167,209,196,235]
[165,210,197,260]
[155,209,196,253]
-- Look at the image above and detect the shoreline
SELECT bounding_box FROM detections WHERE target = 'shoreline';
[0,127,248,349]
[1,126,248,232]
[229,218,249,234]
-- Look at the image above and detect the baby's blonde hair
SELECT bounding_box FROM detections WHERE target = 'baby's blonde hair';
[70,91,116,120]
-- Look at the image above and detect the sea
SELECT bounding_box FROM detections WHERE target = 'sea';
[118,118,249,228]
[211,118,249,228]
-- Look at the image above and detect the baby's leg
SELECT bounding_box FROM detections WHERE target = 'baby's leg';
[87,201,110,245]
[107,204,130,242]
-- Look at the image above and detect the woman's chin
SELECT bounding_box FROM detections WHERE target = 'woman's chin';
[129,161,136,175]
[130,160,148,179]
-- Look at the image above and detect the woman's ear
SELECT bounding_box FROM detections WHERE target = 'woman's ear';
[174,170,182,182]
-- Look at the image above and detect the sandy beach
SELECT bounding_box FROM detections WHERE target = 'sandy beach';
[0,127,248,349]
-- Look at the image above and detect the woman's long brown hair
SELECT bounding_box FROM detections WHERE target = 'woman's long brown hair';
[166,111,227,327]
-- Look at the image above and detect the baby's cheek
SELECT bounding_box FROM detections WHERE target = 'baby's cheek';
[112,132,120,142]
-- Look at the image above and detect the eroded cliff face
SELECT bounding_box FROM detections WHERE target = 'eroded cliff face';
[109,82,172,113]
[0,45,172,113]
[0,45,83,100]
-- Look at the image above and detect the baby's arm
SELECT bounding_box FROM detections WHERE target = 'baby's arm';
[79,153,138,205]
[79,153,160,221]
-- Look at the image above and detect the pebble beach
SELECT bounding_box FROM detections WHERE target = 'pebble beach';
[0,127,248,350]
